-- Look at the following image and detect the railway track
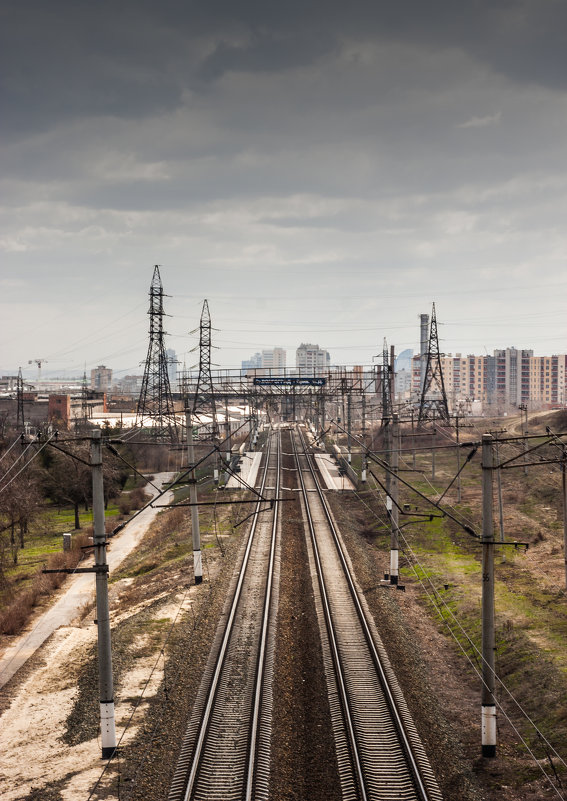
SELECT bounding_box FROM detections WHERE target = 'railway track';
[168,428,281,801]
[292,425,443,801]
[168,424,442,800]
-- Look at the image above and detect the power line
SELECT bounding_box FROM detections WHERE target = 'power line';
[356,469,566,796]
[397,529,567,797]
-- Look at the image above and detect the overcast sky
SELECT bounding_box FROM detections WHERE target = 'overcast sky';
[2,0,567,379]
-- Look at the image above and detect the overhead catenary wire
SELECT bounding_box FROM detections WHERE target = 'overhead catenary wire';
[396,527,567,798]
[0,434,24,464]
[0,435,55,497]
[358,451,567,790]
[0,435,42,484]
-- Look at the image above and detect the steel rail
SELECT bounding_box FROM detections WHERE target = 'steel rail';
[291,428,368,800]
[293,425,435,801]
[245,427,281,800]
[169,428,280,801]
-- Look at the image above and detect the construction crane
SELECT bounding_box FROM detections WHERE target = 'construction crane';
[28,359,47,384]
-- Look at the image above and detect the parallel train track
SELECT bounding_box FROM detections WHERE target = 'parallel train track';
[168,424,442,800]
[168,428,281,801]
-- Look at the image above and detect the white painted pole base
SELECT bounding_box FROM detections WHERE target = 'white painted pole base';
[194,550,203,585]
[100,701,117,759]
[361,469,367,483]
[481,705,497,757]
[214,468,219,485]
[389,549,399,585]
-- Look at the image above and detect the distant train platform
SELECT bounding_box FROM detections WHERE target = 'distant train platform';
[226,451,263,489]
[314,452,355,491]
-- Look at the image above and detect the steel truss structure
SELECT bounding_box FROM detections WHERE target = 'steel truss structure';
[417,302,450,425]
[182,366,381,433]
[191,299,219,438]
[136,265,178,440]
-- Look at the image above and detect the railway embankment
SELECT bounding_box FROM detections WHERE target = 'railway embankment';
[2,420,566,800]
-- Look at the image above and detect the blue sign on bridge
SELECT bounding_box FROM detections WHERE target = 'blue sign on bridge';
[253,377,326,387]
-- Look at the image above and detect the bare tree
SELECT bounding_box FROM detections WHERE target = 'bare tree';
[0,451,41,566]
[41,440,125,529]
[42,444,91,530]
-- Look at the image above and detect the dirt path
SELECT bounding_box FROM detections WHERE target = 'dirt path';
[0,470,230,801]
[0,472,174,689]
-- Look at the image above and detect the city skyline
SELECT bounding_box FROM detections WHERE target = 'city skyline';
[6,332,567,383]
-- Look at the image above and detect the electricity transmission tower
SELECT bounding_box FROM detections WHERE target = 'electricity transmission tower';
[136,265,178,440]
[192,299,218,438]
[417,302,450,425]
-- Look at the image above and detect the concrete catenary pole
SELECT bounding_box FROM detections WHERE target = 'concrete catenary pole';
[389,413,400,584]
[495,439,506,564]
[411,408,417,470]
[455,412,462,503]
[384,416,392,580]
[91,430,117,759]
[186,411,202,585]
[481,433,496,758]
[390,344,396,407]
[431,410,436,482]
[519,403,528,476]
[224,394,231,462]
[361,451,367,483]
[347,392,352,463]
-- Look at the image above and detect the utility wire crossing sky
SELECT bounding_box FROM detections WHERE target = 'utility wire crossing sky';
[2,1,567,376]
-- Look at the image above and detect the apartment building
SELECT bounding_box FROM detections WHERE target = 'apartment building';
[296,343,331,375]
[488,348,532,409]
[529,355,567,406]
[261,348,286,372]
[411,354,485,401]
[410,348,565,411]
[242,348,286,372]
[90,365,112,392]
[241,353,262,370]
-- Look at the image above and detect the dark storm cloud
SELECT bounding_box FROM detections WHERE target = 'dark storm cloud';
[196,30,338,83]
[2,0,567,137]
[2,0,567,368]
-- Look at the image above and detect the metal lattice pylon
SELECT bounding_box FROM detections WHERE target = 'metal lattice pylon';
[417,302,450,425]
[136,266,178,440]
[192,299,218,438]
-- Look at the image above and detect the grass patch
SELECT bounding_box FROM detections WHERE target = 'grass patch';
[0,532,93,634]
[340,423,567,778]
